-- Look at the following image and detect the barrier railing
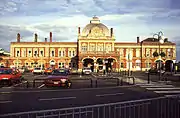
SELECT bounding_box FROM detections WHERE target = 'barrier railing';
[71,78,93,88]
[33,78,93,88]
[95,77,120,87]
[0,95,179,118]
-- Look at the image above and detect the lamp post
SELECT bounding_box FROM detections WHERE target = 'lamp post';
[153,31,164,80]
[128,53,131,77]
[140,41,143,71]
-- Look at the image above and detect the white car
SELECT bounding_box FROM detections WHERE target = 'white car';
[83,67,92,75]
[18,68,25,73]
[33,67,45,74]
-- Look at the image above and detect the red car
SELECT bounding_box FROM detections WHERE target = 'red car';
[0,68,23,86]
[44,69,72,88]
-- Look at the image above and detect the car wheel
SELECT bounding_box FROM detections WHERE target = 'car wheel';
[65,81,72,88]
[8,79,13,86]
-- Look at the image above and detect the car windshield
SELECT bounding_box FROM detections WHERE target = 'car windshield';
[0,69,13,74]
[52,69,68,76]
[34,68,41,70]
[84,68,91,70]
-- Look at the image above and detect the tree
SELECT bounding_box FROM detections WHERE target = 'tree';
[0,57,3,66]
[153,51,159,57]
[160,52,166,57]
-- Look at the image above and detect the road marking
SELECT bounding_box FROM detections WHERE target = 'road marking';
[39,97,76,101]
[154,91,180,93]
[1,86,13,89]
[0,101,12,104]
[0,92,11,94]
[146,87,180,90]
[38,84,45,88]
[96,92,124,97]
[140,85,174,88]
[13,81,27,87]
[2,85,137,93]
[10,85,137,93]
[165,94,180,97]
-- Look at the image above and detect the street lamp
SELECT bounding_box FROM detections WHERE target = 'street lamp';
[153,31,165,80]
[128,53,131,77]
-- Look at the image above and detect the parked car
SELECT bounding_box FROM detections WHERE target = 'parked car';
[44,69,72,88]
[148,68,165,75]
[0,68,23,86]
[18,68,25,74]
[82,67,92,75]
[32,67,45,74]
[44,68,53,75]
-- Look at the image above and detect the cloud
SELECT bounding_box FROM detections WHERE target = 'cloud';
[0,0,180,60]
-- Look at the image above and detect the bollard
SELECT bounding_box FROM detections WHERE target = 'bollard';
[95,79,97,88]
[26,81,29,88]
[132,77,135,85]
[33,79,35,88]
[117,78,119,86]
[121,78,123,86]
[148,72,150,84]
[91,79,93,88]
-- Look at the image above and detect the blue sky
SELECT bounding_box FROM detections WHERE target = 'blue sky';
[0,0,180,60]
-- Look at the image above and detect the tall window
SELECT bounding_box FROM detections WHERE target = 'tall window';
[17,51,19,57]
[72,51,75,56]
[28,51,31,56]
[90,45,95,51]
[121,62,124,68]
[82,46,87,51]
[34,51,38,57]
[52,51,54,57]
[24,50,26,57]
[40,51,43,56]
[69,51,71,57]
[63,51,65,56]
[59,51,62,57]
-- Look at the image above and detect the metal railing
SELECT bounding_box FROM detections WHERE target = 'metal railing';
[1,95,179,118]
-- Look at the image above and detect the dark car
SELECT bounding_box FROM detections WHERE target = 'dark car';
[148,68,165,75]
[44,69,72,88]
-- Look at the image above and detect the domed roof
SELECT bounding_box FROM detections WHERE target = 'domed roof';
[92,16,99,20]
[81,17,110,36]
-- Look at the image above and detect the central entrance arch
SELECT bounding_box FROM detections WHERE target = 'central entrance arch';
[155,60,164,70]
[96,58,116,73]
[83,58,94,72]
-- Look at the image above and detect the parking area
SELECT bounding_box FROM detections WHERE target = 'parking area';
[0,72,131,90]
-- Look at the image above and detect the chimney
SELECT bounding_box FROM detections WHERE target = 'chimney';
[34,33,38,42]
[17,33,20,42]
[137,37,140,43]
[110,28,113,37]
[45,38,47,42]
[50,32,52,42]
[78,27,81,35]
